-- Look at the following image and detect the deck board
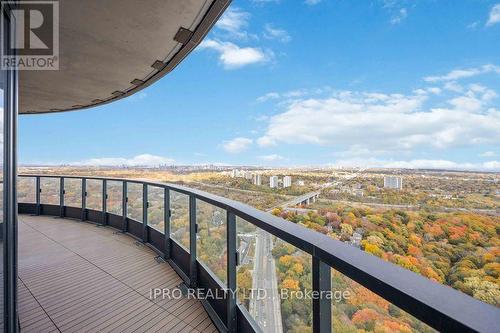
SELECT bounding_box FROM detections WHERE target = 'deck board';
[18,215,216,333]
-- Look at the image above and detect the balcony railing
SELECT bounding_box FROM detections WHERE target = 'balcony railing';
[17,174,499,333]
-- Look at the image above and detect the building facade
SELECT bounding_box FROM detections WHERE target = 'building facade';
[283,176,292,188]
[269,176,279,188]
[252,174,261,186]
[384,176,403,190]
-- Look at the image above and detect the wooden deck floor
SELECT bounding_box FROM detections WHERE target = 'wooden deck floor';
[18,214,217,333]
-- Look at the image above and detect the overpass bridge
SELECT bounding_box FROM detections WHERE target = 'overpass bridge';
[273,190,321,209]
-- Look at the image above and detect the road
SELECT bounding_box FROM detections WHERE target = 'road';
[249,189,322,332]
[285,198,500,216]
[249,229,283,332]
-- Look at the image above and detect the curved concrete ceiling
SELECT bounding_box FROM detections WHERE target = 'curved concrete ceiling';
[20,0,230,114]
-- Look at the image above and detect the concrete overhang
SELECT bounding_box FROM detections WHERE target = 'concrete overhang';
[20,0,230,114]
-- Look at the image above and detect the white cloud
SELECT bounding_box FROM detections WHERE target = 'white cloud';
[223,137,253,153]
[448,95,482,112]
[72,154,174,167]
[479,151,496,157]
[424,64,500,82]
[427,87,442,94]
[330,158,500,171]
[413,87,441,95]
[467,21,479,29]
[256,87,332,103]
[256,92,280,103]
[304,0,321,5]
[257,136,276,147]
[258,154,284,161]
[257,89,500,152]
[390,8,408,25]
[198,39,272,69]
[317,157,500,171]
[486,4,500,26]
[263,24,291,43]
[469,84,497,101]
[483,160,500,169]
[216,7,250,39]
[443,81,464,93]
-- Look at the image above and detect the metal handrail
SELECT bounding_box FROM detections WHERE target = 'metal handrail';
[18,174,500,333]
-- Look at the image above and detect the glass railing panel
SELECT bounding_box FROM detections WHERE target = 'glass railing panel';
[106,180,122,216]
[64,178,81,207]
[170,190,190,251]
[236,217,312,332]
[86,179,102,211]
[196,199,227,284]
[148,186,164,233]
[17,176,36,203]
[127,182,143,221]
[331,268,436,332]
[40,177,60,205]
[236,216,257,309]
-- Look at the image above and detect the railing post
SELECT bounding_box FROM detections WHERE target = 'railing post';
[142,183,148,242]
[102,179,107,225]
[189,194,197,287]
[35,176,41,215]
[122,181,128,232]
[226,211,237,332]
[312,257,332,333]
[81,178,87,221]
[164,187,171,259]
[59,177,65,218]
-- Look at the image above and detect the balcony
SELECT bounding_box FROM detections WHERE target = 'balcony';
[17,174,499,333]
[18,215,215,332]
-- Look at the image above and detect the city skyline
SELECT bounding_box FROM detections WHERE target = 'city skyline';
[19,0,500,171]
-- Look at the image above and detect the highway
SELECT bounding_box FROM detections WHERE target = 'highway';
[249,189,322,332]
[249,229,282,332]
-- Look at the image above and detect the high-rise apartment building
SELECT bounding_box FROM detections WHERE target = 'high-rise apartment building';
[269,176,279,188]
[253,174,262,186]
[283,176,292,188]
[384,176,403,190]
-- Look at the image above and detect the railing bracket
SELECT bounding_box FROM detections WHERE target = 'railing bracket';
[154,256,166,264]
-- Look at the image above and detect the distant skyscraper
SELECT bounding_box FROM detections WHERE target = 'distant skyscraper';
[253,174,261,186]
[283,176,292,188]
[269,176,279,188]
[384,176,403,190]
[231,169,238,178]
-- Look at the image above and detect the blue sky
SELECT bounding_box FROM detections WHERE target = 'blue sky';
[20,0,500,170]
